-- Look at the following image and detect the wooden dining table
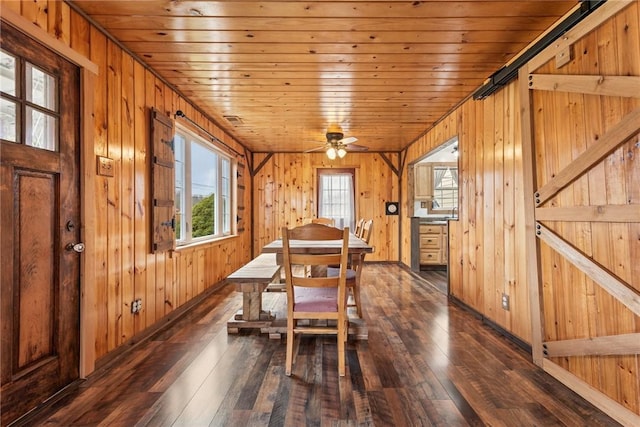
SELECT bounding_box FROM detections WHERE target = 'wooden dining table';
[258,233,374,339]
[261,232,373,258]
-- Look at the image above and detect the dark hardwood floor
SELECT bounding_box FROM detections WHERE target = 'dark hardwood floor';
[27,264,618,426]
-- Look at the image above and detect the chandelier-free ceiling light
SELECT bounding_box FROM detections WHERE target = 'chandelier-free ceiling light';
[326,144,347,159]
[305,123,366,159]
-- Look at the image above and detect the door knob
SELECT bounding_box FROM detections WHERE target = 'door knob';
[66,242,85,253]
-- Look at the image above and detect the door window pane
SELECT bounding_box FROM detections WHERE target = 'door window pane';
[0,98,17,142]
[26,107,57,151]
[0,50,16,96]
[1,55,59,150]
[26,63,56,111]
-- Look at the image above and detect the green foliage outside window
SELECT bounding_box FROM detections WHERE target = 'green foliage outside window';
[192,193,215,237]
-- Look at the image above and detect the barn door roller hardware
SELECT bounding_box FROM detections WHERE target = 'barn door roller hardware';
[473,0,606,100]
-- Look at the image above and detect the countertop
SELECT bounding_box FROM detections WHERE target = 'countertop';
[414,217,457,224]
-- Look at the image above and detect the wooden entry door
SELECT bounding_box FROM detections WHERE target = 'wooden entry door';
[0,23,81,424]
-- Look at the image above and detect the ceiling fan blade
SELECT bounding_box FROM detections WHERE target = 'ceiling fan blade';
[340,136,358,144]
[304,145,327,153]
[345,143,368,151]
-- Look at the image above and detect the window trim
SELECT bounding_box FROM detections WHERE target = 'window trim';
[316,168,356,230]
[427,162,458,214]
[174,122,236,246]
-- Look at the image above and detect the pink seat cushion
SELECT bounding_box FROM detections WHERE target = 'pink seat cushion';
[327,267,356,280]
[294,286,338,312]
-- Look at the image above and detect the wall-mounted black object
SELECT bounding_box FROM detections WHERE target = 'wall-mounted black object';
[386,202,399,215]
[473,0,606,100]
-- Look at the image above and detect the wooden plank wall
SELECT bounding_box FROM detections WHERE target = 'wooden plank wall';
[402,83,531,341]
[251,152,399,262]
[402,1,639,419]
[4,1,252,367]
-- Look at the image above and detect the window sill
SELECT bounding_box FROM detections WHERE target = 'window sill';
[175,234,238,252]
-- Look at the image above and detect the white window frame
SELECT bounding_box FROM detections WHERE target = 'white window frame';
[429,164,458,213]
[174,123,235,245]
[317,168,355,230]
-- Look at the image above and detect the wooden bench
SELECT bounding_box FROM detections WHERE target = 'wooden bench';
[225,253,368,340]
[225,253,282,333]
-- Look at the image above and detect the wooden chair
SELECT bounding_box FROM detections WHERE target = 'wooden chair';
[328,219,373,318]
[360,219,373,244]
[354,218,365,237]
[281,223,350,376]
[311,217,335,227]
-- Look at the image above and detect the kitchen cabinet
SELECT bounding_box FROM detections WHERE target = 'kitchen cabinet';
[414,163,432,200]
[419,223,447,265]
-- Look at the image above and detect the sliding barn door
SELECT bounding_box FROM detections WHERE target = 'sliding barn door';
[0,22,81,424]
[519,1,639,425]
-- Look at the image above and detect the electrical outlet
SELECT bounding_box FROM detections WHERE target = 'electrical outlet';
[501,293,510,311]
[131,298,142,314]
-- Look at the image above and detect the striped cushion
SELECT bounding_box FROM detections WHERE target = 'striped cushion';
[294,287,338,312]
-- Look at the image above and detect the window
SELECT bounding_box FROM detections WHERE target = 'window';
[317,169,355,229]
[0,49,59,151]
[174,124,234,245]
[431,166,458,211]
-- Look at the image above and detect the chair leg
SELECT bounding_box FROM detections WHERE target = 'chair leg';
[353,283,362,318]
[285,319,294,376]
[338,325,346,377]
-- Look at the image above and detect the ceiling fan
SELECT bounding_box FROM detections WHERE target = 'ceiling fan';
[305,124,369,159]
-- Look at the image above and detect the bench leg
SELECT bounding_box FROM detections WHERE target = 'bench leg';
[227,281,276,333]
[232,282,274,322]
[243,290,263,321]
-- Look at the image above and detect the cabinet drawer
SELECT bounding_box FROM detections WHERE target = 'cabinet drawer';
[420,234,441,249]
[419,224,442,234]
[420,250,441,264]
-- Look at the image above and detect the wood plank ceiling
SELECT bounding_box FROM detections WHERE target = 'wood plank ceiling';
[69,0,578,154]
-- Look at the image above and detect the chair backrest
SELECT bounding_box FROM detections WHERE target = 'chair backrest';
[360,219,373,244]
[311,217,335,227]
[282,224,350,310]
[354,218,365,236]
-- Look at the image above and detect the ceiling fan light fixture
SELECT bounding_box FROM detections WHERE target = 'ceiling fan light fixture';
[326,146,337,160]
[337,147,347,158]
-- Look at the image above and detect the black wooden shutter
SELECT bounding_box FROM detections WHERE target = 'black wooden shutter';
[150,108,175,253]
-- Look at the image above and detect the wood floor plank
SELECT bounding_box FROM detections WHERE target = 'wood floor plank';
[367,389,396,426]
[23,264,621,427]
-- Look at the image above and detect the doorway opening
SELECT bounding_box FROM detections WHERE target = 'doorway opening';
[408,136,459,294]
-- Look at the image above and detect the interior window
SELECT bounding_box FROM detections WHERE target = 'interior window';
[317,168,355,229]
[174,124,234,244]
